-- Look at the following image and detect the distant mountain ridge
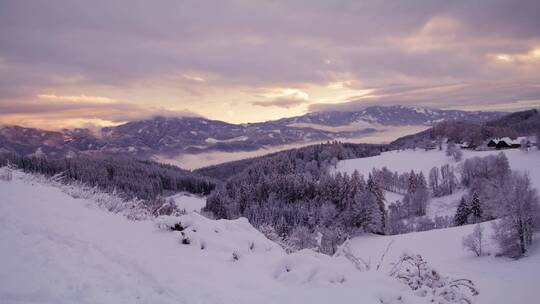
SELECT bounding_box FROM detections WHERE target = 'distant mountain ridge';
[0,105,504,159]
[273,105,501,127]
[390,109,540,149]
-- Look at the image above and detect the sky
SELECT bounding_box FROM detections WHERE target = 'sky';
[1,0,540,130]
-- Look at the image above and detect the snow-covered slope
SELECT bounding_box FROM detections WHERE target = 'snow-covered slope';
[1,171,422,304]
[336,148,540,192]
[347,224,540,304]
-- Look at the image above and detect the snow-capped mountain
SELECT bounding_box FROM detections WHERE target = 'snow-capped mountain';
[0,106,503,159]
[274,105,502,128]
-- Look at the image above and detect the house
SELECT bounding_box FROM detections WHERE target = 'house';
[496,140,511,149]
[486,137,530,149]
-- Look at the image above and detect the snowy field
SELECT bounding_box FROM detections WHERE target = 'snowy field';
[336,148,540,193]
[0,171,424,304]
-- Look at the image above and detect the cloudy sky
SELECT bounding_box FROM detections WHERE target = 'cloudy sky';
[1,0,540,129]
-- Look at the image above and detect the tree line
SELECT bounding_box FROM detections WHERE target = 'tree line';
[0,153,216,204]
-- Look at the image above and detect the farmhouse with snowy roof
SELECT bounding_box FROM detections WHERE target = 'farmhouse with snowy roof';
[487,137,530,149]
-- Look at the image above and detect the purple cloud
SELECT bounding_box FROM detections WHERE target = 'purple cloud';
[0,0,539,127]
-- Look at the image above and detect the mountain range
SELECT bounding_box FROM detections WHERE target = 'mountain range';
[0,105,503,159]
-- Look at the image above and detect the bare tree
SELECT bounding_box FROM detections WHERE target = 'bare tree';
[462,223,485,257]
[492,172,540,258]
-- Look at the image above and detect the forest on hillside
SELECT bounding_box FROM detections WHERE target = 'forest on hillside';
[0,153,216,203]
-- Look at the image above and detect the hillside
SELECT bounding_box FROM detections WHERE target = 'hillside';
[0,170,426,304]
[2,169,538,303]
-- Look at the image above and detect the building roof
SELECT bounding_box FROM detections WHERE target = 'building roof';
[489,136,529,145]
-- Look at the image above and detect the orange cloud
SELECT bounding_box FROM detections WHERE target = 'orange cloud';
[37,94,117,103]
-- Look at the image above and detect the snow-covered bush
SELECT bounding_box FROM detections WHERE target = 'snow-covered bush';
[389,253,478,304]
[0,166,13,181]
[462,224,485,257]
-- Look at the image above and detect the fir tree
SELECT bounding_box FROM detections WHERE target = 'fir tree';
[469,192,482,224]
[454,197,470,226]
[367,174,386,233]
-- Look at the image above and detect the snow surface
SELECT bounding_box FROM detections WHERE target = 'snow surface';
[1,171,421,304]
[169,193,206,213]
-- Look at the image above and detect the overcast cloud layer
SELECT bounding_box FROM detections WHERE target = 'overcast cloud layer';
[1,0,540,128]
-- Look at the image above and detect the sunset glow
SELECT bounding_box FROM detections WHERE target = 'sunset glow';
[0,1,539,129]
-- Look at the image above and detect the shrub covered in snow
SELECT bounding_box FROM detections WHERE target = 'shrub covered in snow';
[389,253,478,304]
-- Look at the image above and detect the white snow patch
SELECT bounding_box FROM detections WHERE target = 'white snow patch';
[169,193,206,213]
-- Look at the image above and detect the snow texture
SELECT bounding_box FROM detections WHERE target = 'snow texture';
[1,170,417,304]
[169,193,206,213]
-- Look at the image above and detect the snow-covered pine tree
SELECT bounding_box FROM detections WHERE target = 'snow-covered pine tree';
[469,192,482,224]
[454,197,470,226]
